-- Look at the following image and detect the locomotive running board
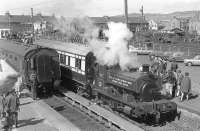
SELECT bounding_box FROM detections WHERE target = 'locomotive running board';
[63,91,144,131]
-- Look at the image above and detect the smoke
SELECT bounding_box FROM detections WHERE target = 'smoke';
[90,22,138,70]
[54,17,139,70]
[54,16,98,42]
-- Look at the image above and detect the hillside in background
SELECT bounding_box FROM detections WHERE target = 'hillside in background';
[115,10,200,22]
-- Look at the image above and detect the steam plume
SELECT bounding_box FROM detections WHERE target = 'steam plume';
[90,22,138,70]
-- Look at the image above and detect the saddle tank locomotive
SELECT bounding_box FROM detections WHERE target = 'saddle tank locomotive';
[86,52,177,123]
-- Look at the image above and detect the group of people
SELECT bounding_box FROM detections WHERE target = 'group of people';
[169,61,191,101]
[0,75,20,131]
[1,31,34,44]
[150,56,191,101]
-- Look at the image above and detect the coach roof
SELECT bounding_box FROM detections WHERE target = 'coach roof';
[35,39,91,56]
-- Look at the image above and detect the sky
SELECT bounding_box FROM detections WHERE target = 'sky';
[0,0,200,17]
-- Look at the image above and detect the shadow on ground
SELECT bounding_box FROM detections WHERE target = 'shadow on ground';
[189,94,198,100]
[18,118,44,128]
[20,101,32,106]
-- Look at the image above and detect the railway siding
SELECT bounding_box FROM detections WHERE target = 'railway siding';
[63,91,144,131]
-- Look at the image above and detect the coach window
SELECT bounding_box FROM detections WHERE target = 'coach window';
[81,60,85,71]
[60,54,66,64]
[65,55,69,66]
[75,58,81,69]
[70,57,75,68]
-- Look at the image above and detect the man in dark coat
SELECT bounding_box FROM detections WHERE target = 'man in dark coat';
[180,72,191,101]
[171,59,178,72]
[5,90,20,129]
[166,70,176,97]
[0,94,5,118]
[176,70,184,96]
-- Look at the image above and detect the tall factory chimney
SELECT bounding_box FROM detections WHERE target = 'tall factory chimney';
[124,0,128,26]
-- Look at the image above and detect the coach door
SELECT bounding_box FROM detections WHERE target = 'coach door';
[36,55,52,83]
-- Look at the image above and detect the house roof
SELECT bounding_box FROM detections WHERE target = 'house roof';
[90,16,148,24]
[90,17,108,24]
[171,28,183,32]
[0,15,57,24]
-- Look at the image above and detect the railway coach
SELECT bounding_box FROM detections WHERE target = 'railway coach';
[35,39,90,93]
[0,39,61,99]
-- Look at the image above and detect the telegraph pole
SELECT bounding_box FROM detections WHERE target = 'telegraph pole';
[8,14,11,33]
[124,0,128,27]
[31,8,34,33]
[31,8,34,42]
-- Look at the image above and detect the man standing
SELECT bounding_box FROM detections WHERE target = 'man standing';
[0,94,5,129]
[171,59,178,72]
[5,90,20,130]
[166,70,176,97]
[176,70,184,97]
[30,70,37,100]
[180,72,191,101]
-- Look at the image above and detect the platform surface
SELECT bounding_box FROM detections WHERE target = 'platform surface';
[172,93,200,117]
[10,94,81,131]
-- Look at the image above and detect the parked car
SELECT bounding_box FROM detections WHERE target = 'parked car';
[184,55,200,66]
[168,52,185,62]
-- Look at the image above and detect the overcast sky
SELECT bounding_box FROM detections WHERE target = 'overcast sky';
[0,0,200,17]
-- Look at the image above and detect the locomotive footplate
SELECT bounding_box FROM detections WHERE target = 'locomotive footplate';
[93,88,178,124]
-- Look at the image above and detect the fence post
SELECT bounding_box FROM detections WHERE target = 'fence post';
[187,48,190,57]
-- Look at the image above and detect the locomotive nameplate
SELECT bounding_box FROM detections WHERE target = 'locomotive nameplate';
[108,75,132,87]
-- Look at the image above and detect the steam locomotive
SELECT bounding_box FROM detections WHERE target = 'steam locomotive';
[86,52,177,123]
[0,40,61,99]
[35,39,178,124]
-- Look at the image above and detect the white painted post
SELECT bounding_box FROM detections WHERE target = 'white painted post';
[187,48,190,57]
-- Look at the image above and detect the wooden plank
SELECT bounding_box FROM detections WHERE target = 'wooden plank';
[64,92,144,131]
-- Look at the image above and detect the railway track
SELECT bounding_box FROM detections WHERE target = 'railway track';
[43,94,118,131]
